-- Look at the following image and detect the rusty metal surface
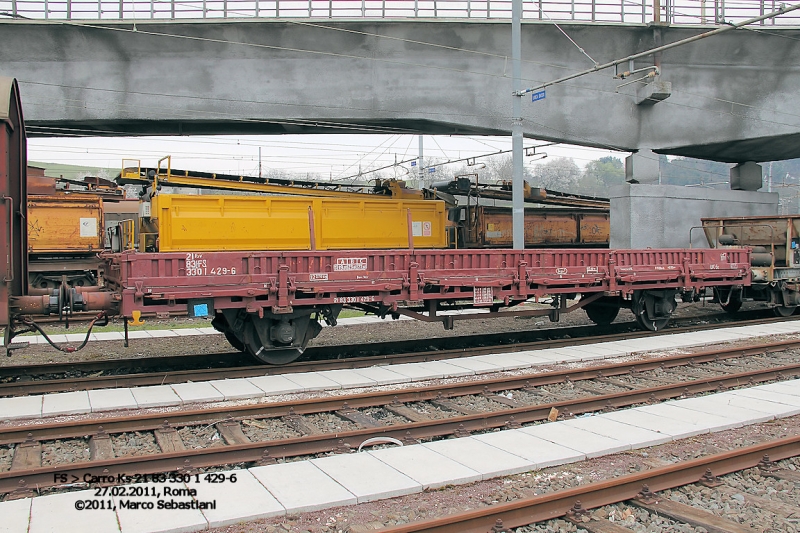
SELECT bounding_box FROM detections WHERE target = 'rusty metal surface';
[471,207,609,247]
[27,194,104,253]
[1,344,799,494]
[27,257,104,274]
[26,167,56,195]
[0,77,28,329]
[703,215,800,265]
[379,436,800,532]
[104,247,751,318]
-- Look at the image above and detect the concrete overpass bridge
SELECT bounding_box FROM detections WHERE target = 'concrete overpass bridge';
[1,0,800,169]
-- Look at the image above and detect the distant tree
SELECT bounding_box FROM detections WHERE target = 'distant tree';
[484,154,514,183]
[530,157,581,191]
[580,156,624,196]
[586,157,624,187]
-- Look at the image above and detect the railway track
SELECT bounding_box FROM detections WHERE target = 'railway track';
[2,338,799,498]
[378,437,800,533]
[2,312,797,397]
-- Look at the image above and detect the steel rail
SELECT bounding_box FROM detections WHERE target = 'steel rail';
[1,311,794,397]
[379,435,800,533]
[2,337,799,445]
[1,346,799,494]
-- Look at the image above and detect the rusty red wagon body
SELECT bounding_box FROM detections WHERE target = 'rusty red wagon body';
[95,247,751,363]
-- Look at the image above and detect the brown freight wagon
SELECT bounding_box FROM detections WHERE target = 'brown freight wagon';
[455,205,609,248]
[27,194,105,290]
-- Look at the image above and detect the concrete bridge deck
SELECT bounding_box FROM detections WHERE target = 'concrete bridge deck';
[1,1,799,162]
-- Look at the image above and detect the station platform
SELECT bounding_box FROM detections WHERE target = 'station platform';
[2,378,798,533]
[2,321,800,420]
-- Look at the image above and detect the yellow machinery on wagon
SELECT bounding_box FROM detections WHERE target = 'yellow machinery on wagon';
[149,194,447,252]
[122,157,447,252]
[119,156,611,253]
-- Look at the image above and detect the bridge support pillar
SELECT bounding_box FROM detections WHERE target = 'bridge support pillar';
[609,183,778,249]
[625,149,660,184]
[730,161,763,191]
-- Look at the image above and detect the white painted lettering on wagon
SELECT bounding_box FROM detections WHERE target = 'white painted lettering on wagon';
[333,295,376,303]
[185,253,208,276]
[334,258,368,271]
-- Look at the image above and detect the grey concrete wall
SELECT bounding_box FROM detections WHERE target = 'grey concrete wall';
[1,20,800,162]
[609,184,779,249]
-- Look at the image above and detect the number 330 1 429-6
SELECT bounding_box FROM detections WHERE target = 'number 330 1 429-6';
[186,267,236,276]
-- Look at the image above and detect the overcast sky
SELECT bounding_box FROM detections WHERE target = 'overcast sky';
[27,134,627,180]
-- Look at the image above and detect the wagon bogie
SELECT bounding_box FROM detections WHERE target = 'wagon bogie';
[582,296,623,326]
[211,305,341,364]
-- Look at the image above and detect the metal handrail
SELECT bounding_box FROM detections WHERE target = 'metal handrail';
[3,0,799,25]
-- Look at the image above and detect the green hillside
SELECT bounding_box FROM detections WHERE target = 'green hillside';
[29,161,118,181]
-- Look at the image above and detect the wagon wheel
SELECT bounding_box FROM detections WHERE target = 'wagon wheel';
[583,297,621,326]
[634,312,670,331]
[721,298,743,314]
[243,320,303,365]
[632,291,671,332]
[772,305,797,317]
[716,288,742,314]
[223,331,245,352]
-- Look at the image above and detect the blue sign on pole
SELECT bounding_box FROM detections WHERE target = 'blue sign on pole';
[429,167,436,173]
[411,161,417,167]
[531,90,546,102]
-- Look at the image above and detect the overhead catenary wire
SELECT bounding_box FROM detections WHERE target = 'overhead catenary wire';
[28,132,736,184]
[529,0,598,66]
[515,2,800,96]
[334,134,401,182]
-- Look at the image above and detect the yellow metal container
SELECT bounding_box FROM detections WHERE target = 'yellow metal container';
[152,194,447,252]
[27,195,104,253]
[474,207,609,247]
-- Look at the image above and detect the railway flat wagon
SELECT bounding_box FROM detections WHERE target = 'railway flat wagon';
[100,246,750,363]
